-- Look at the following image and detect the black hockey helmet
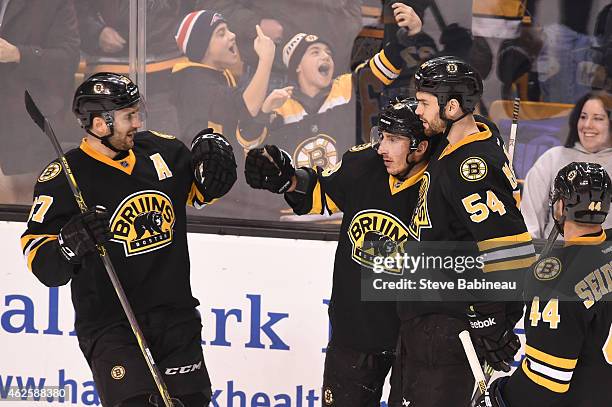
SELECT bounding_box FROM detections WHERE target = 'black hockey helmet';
[73,72,140,128]
[73,72,142,152]
[371,98,426,150]
[551,162,611,232]
[414,56,483,114]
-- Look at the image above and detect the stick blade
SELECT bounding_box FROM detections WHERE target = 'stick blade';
[24,90,46,132]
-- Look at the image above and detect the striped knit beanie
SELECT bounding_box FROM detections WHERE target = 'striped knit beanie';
[175,10,226,62]
[282,33,332,77]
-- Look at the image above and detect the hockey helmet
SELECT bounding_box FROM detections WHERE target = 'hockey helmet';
[371,98,426,150]
[551,162,611,232]
[414,56,483,114]
[73,72,141,129]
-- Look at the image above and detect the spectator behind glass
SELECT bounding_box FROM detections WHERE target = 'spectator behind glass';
[521,91,612,238]
[0,0,80,204]
[75,0,196,136]
[194,0,362,79]
[536,0,599,103]
[171,10,272,219]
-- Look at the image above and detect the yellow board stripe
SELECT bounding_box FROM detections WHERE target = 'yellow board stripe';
[482,255,536,273]
[521,359,570,393]
[525,344,578,370]
[478,231,533,251]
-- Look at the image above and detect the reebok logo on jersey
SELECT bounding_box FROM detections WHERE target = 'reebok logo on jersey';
[409,172,432,241]
[109,190,176,256]
[348,209,409,274]
[469,317,496,329]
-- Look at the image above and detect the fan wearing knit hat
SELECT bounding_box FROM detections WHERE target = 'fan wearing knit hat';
[171,10,275,218]
[282,33,335,97]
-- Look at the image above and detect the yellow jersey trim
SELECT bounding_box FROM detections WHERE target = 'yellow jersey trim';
[438,123,492,160]
[80,139,136,175]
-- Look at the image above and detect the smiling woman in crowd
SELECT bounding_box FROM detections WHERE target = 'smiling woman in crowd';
[521,91,612,238]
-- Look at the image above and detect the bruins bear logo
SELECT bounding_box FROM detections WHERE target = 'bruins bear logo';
[110,190,175,256]
[348,209,409,274]
[133,212,164,239]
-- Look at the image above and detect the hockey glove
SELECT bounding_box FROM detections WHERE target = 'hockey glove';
[473,377,509,407]
[58,206,111,264]
[191,128,237,201]
[245,144,295,193]
[467,302,521,372]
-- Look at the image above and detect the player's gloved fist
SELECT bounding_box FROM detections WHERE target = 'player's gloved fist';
[472,377,509,407]
[191,128,237,201]
[58,206,111,264]
[245,144,295,193]
[467,302,521,372]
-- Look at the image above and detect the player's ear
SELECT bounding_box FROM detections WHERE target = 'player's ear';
[91,116,108,134]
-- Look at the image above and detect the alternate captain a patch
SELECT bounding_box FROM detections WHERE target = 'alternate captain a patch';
[110,190,175,256]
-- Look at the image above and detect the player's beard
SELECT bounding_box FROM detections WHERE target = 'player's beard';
[108,130,136,151]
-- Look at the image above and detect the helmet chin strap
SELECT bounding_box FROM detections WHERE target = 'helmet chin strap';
[441,109,471,138]
[396,151,417,180]
[86,112,123,154]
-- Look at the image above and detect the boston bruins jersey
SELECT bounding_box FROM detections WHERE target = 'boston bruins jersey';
[286,145,424,352]
[504,231,612,406]
[21,131,206,338]
[399,122,536,320]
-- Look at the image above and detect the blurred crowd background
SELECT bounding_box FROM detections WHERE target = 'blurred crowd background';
[1,0,610,236]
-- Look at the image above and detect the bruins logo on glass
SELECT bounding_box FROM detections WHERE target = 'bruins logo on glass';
[460,157,487,182]
[293,134,338,170]
[409,172,432,241]
[533,257,562,281]
[110,190,175,256]
[38,162,62,182]
[348,209,409,274]
[322,160,342,177]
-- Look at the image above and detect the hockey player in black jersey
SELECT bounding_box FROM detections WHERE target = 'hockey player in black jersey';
[21,73,238,406]
[475,162,612,407]
[245,98,435,406]
[391,56,536,406]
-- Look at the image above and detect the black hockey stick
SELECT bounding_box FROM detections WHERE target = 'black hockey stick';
[24,91,177,407]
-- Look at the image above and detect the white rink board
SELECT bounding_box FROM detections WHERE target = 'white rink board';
[0,221,522,406]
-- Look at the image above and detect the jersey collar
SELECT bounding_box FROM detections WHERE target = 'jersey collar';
[564,230,606,247]
[389,163,427,195]
[438,122,491,160]
[79,138,136,175]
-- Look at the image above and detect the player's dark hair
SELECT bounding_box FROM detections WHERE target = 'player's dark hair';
[565,91,611,148]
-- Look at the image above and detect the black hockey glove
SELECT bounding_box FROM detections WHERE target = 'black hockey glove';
[473,377,509,407]
[191,128,237,201]
[245,144,295,193]
[58,206,111,264]
[467,302,521,372]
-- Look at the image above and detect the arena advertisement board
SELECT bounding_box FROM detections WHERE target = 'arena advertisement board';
[0,221,521,406]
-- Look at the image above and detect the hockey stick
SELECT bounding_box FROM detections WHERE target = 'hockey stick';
[24,91,176,407]
[507,97,520,165]
[459,330,493,407]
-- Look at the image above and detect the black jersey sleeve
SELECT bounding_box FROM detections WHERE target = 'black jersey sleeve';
[442,127,535,273]
[20,162,80,286]
[284,143,373,215]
